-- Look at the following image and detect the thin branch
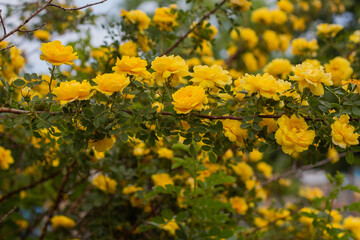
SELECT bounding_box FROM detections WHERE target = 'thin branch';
[0,0,54,43]
[0,44,14,51]
[39,161,76,240]
[49,0,108,11]
[0,169,62,204]
[18,23,46,33]
[0,10,6,35]
[262,152,347,186]
[0,206,17,224]
[0,107,58,115]
[160,0,228,56]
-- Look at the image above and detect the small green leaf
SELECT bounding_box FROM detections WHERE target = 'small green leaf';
[13,79,25,87]
[346,151,354,165]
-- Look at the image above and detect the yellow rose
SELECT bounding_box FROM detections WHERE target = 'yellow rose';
[122,185,143,195]
[119,40,137,57]
[151,55,189,87]
[93,73,130,96]
[40,40,78,65]
[112,56,149,78]
[263,58,292,79]
[242,52,259,72]
[230,27,258,48]
[316,23,343,37]
[231,162,253,181]
[290,62,332,96]
[52,80,93,105]
[120,9,150,31]
[263,30,280,51]
[331,115,359,148]
[160,219,179,235]
[275,114,315,155]
[92,174,117,194]
[291,38,318,56]
[277,0,294,13]
[229,196,248,214]
[88,136,116,152]
[251,7,272,25]
[158,147,174,159]
[188,20,218,40]
[51,215,75,230]
[271,9,288,25]
[299,186,323,200]
[153,6,178,31]
[222,119,248,147]
[0,146,14,170]
[257,162,272,179]
[229,0,251,11]
[152,173,174,187]
[327,147,340,163]
[190,65,232,89]
[33,29,51,41]
[172,86,208,114]
[325,57,353,86]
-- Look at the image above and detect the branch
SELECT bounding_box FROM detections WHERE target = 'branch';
[0,107,58,115]
[39,161,76,240]
[0,44,14,52]
[160,0,228,56]
[262,152,347,186]
[0,169,62,204]
[18,23,46,33]
[49,0,108,11]
[0,10,6,35]
[0,206,17,224]
[0,0,54,43]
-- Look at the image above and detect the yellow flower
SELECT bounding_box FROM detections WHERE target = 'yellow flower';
[271,9,288,25]
[88,136,116,152]
[325,57,353,86]
[229,196,248,214]
[239,73,291,101]
[190,65,231,89]
[152,173,174,187]
[33,29,51,41]
[251,7,272,25]
[327,147,340,163]
[275,114,315,155]
[52,80,93,105]
[120,9,150,31]
[151,55,189,87]
[153,6,178,31]
[316,23,343,37]
[257,162,272,179]
[188,20,217,40]
[119,40,137,57]
[222,119,248,147]
[160,219,179,235]
[249,149,263,162]
[231,162,253,181]
[331,115,359,149]
[229,0,251,11]
[196,40,213,56]
[172,86,208,114]
[92,174,117,194]
[263,30,279,51]
[230,27,258,48]
[289,62,332,96]
[93,73,130,96]
[343,216,360,233]
[304,59,321,68]
[158,147,174,159]
[122,185,143,195]
[290,15,306,31]
[112,56,149,78]
[15,220,29,229]
[299,186,323,200]
[277,0,294,13]
[279,34,292,52]
[152,102,164,113]
[349,30,360,44]
[263,58,292,79]
[40,40,78,65]
[0,146,14,170]
[291,38,318,56]
[51,215,76,230]
[242,52,258,72]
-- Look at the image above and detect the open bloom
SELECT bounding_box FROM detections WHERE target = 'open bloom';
[331,115,359,148]
[151,55,189,87]
[316,23,343,37]
[0,146,14,170]
[290,62,332,96]
[92,174,117,194]
[263,58,292,79]
[93,73,130,96]
[325,57,353,86]
[112,56,149,78]
[40,40,78,65]
[152,173,174,187]
[120,9,150,31]
[153,5,178,31]
[191,65,232,89]
[52,80,93,105]
[291,38,318,56]
[230,27,258,48]
[222,119,248,147]
[51,216,75,230]
[275,114,315,155]
[172,86,208,114]
[229,0,251,11]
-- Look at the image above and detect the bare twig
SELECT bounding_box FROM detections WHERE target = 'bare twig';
[160,0,228,56]
[0,206,17,224]
[18,23,46,33]
[49,0,108,11]
[39,161,76,240]
[0,10,6,35]
[0,107,58,115]
[0,44,14,51]
[0,169,62,204]
[262,152,347,186]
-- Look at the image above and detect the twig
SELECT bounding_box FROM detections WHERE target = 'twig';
[0,44,14,51]
[39,161,76,240]
[49,0,108,11]
[0,107,58,115]
[0,10,6,35]
[0,206,17,224]
[160,0,228,56]
[0,169,62,204]
[18,23,46,33]
[262,152,347,186]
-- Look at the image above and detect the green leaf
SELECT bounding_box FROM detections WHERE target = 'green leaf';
[252,124,262,131]
[240,123,251,129]
[346,151,354,165]
[12,79,25,87]
[209,151,217,163]
[119,132,128,142]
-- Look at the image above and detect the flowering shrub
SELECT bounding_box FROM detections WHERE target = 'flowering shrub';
[1,0,360,239]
